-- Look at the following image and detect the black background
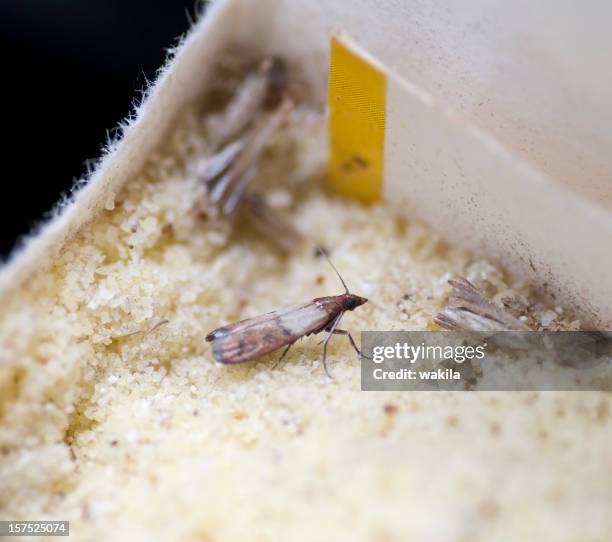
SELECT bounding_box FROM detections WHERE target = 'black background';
[1,0,197,257]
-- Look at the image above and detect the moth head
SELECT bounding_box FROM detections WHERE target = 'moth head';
[342,293,368,311]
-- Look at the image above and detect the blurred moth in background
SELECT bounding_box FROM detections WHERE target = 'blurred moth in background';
[196,57,304,252]
[206,250,367,377]
[433,277,538,351]
[434,277,532,332]
[435,278,612,365]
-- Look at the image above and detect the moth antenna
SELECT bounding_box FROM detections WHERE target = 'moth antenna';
[316,244,350,294]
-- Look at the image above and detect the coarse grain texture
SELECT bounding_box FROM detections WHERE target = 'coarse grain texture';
[0,98,610,542]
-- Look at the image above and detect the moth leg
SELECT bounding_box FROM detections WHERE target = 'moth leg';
[271,341,294,370]
[330,329,371,359]
[114,319,169,339]
[321,314,343,378]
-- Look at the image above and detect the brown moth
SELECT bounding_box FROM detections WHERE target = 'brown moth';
[206,251,367,376]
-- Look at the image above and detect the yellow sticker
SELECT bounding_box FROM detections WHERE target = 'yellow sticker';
[328,34,386,203]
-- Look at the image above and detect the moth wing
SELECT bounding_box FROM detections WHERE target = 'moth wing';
[206,301,314,341]
[210,302,332,364]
